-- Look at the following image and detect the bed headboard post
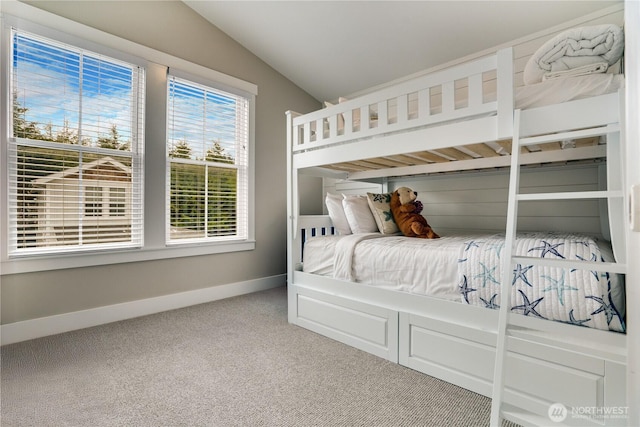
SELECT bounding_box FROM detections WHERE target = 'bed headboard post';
[286,111,301,289]
[607,114,627,264]
[496,48,514,140]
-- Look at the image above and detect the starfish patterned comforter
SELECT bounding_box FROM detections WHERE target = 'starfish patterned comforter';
[458,232,624,332]
[302,232,625,332]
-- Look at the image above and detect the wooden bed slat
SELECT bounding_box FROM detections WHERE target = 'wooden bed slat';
[433,147,475,161]
[574,136,601,148]
[319,136,607,173]
[539,142,562,151]
[386,154,421,166]
[372,157,412,167]
[466,143,500,158]
[495,140,529,155]
[412,151,451,163]
[496,140,512,154]
[330,163,368,172]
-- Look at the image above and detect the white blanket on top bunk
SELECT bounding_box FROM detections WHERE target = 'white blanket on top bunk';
[458,232,625,332]
[524,24,624,85]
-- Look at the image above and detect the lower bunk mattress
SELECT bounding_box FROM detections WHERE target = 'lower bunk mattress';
[302,231,625,332]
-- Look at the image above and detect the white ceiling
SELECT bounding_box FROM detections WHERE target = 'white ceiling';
[184,1,620,102]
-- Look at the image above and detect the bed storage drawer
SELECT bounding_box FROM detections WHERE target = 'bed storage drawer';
[293,287,399,362]
[399,312,626,425]
[399,312,496,396]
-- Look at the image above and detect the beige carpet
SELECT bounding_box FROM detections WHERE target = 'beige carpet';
[1,286,518,426]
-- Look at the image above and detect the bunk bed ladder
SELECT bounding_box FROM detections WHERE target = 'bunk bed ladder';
[490,109,627,427]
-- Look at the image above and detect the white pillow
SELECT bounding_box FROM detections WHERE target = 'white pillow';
[342,195,378,234]
[366,192,399,234]
[325,193,352,235]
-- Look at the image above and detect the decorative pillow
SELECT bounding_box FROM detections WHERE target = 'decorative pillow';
[342,195,379,234]
[325,193,352,235]
[366,192,399,234]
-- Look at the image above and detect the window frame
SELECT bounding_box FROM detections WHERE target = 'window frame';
[166,71,251,245]
[0,3,256,275]
[8,28,146,256]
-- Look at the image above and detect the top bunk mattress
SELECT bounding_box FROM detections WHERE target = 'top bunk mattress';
[514,73,623,109]
[302,231,625,333]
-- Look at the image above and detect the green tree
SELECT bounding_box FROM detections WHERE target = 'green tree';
[97,124,128,150]
[55,120,79,144]
[43,123,55,141]
[12,92,42,140]
[169,139,193,159]
[205,140,234,164]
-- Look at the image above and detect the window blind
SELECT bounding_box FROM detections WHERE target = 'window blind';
[8,29,145,255]
[167,75,249,243]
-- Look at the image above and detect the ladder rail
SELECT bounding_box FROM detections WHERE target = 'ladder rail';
[511,256,627,274]
[490,109,523,427]
[517,190,624,201]
[491,113,625,426]
[519,123,619,146]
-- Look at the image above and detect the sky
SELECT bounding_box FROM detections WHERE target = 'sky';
[14,31,135,145]
[14,30,244,162]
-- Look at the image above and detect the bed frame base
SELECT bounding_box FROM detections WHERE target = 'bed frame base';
[289,280,627,426]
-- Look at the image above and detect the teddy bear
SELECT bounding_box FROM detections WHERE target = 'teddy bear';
[390,187,439,239]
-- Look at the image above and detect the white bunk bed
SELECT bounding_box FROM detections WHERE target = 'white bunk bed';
[286,20,628,427]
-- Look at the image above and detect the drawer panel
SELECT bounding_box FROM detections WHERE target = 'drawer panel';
[410,325,495,382]
[294,288,398,362]
[505,352,603,408]
[401,313,606,410]
[298,295,388,346]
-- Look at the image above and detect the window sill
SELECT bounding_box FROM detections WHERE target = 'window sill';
[0,240,256,275]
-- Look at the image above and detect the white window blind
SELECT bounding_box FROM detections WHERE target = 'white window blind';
[167,75,249,243]
[8,29,145,256]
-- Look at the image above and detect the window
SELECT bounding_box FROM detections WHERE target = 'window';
[85,186,103,217]
[7,29,144,255]
[166,75,249,243]
[109,187,126,217]
[2,3,256,273]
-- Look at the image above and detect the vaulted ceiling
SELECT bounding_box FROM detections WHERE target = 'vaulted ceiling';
[184,1,620,102]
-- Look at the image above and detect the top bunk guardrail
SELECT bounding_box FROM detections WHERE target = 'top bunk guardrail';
[289,48,514,155]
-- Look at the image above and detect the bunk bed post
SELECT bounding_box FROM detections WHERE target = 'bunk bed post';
[286,110,300,324]
[381,177,389,193]
[496,48,514,140]
[624,0,640,423]
[607,123,627,264]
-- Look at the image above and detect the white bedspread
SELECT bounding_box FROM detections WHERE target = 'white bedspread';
[333,233,386,281]
[305,233,500,302]
[302,232,625,332]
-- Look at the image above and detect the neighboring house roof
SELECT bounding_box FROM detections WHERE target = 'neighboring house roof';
[34,156,132,185]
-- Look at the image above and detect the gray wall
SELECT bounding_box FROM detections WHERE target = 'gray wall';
[1,1,320,324]
[323,165,606,236]
[391,164,606,235]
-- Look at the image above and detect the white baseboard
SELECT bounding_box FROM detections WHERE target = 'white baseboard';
[1,275,285,345]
